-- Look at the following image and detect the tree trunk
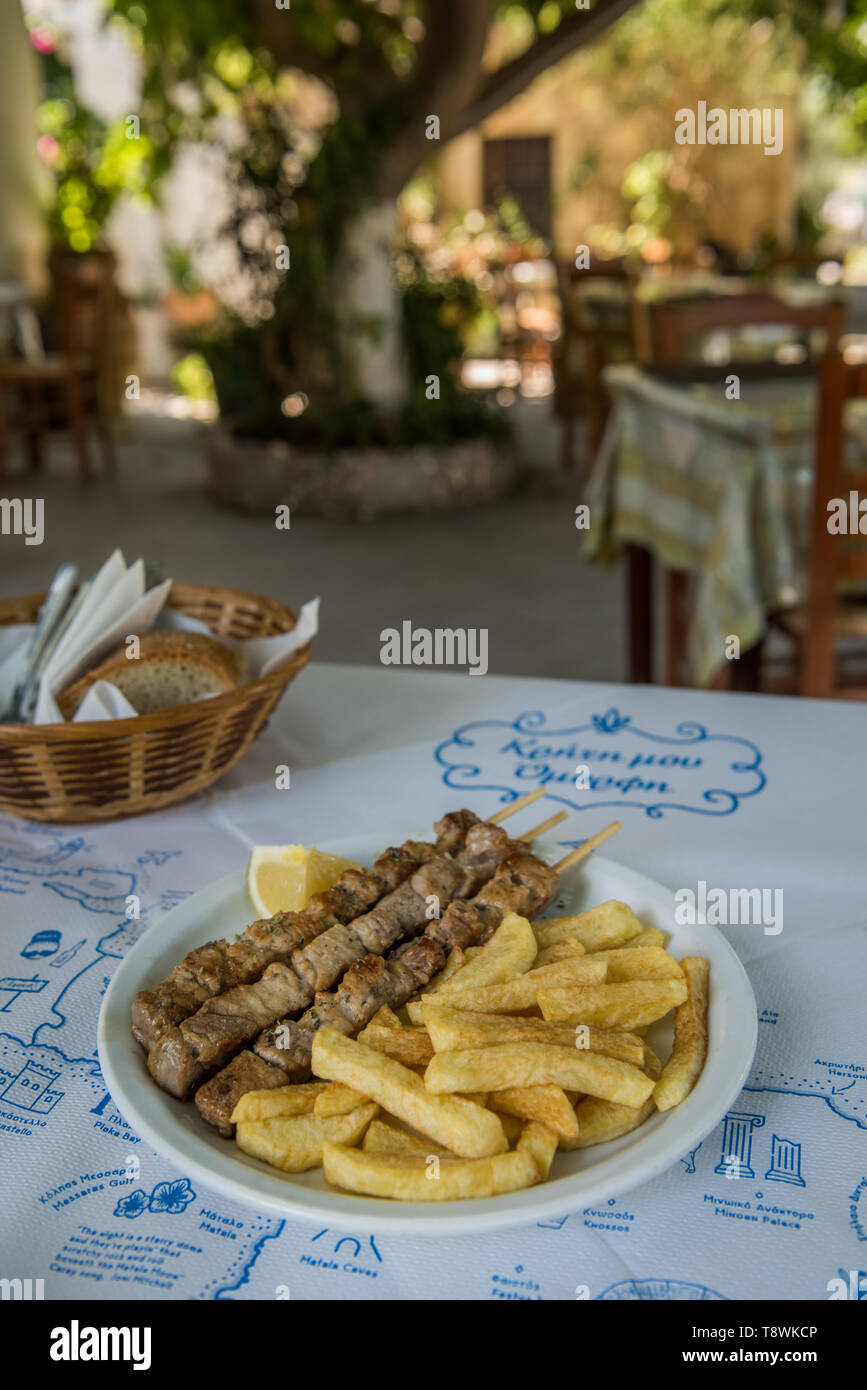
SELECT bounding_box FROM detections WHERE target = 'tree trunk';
[335,200,408,413]
[0,5,50,292]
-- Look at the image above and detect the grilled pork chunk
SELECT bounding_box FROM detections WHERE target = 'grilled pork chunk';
[194,1050,288,1134]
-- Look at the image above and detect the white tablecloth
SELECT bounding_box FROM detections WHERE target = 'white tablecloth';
[1,665,865,1301]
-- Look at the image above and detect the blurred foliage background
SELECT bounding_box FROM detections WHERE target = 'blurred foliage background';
[23,0,867,444]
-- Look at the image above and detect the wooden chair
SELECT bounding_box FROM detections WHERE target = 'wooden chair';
[626,289,846,686]
[0,248,118,482]
[554,256,634,471]
[771,348,867,697]
[632,287,844,383]
[767,246,833,277]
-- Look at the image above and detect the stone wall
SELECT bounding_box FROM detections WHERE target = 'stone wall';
[438,11,801,261]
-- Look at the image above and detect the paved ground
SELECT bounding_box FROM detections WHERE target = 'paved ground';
[0,411,628,683]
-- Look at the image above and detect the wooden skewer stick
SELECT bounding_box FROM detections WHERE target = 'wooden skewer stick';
[488,787,546,824]
[554,820,622,873]
[519,809,568,842]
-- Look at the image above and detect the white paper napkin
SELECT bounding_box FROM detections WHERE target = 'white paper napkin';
[32,552,174,723]
[160,597,320,678]
[73,680,140,722]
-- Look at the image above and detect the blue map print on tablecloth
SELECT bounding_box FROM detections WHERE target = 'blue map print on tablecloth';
[209,1221,286,1300]
[0,866,135,914]
[115,1190,150,1219]
[115,1179,197,1219]
[745,1069,867,1130]
[0,821,187,1067]
[0,820,89,866]
[435,707,765,821]
[597,1278,728,1300]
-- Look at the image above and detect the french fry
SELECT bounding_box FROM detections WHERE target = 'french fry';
[236,1102,377,1172]
[421,1002,644,1065]
[311,1028,507,1158]
[425,945,468,995]
[313,1081,370,1117]
[534,938,586,966]
[566,1042,658,1151]
[368,1005,403,1030]
[362,1120,448,1157]
[464,1092,490,1107]
[498,1113,524,1144]
[431,945,469,986]
[517,1122,559,1179]
[431,956,607,1015]
[595,926,665,952]
[535,900,644,952]
[489,1084,580,1140]
[532,918,586,949]
[435,912,537,993]
[557,1134,582,1153]
[357,1022,434,1069]
[572,1094,655,1148]
[424,1043,655,1108]
[538,978,688,1030]
[230,1081,328,1125]
[591,946,684,983]
[653,957,710,1112]
[322,1142,539,1201]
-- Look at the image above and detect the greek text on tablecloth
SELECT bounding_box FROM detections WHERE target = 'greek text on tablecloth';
[436,708,765,821]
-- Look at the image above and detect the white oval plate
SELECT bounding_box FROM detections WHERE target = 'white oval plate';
[99,832,757,1235]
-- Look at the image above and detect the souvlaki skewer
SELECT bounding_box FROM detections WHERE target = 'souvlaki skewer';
[146,793,553,1099]
[194,818,613,1137]
[134,800,547,1050]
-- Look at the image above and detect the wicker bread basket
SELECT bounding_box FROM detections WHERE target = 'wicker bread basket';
[0,582,312,823]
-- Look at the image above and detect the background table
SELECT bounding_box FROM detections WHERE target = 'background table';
[1,664,865,1300]
[585,365,827,686]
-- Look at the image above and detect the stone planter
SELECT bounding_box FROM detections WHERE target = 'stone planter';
[206,426,517,519]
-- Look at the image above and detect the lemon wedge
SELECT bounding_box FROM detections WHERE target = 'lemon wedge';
[247,845,363,918]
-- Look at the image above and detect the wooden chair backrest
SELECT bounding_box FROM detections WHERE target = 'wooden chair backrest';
[802,348,867,695]
[634,289,846,381]
[554,257,635,430]
[557,256,633,332]
[50,249,117,363]
[766,247,829,275]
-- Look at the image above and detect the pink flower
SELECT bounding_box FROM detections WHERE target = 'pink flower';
[37,135,60,164]
[30,26,57,55]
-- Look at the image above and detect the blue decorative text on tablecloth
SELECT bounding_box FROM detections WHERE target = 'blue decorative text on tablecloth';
[436,707,765,820]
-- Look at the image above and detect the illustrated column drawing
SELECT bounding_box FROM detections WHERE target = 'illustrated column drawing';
[714,1112,766,1179]
[764,1135,806,1186]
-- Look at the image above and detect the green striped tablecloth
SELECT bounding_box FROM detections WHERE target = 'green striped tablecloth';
[584,365,822,685]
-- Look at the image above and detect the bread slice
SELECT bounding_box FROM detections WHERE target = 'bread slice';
[58,631,245,719]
